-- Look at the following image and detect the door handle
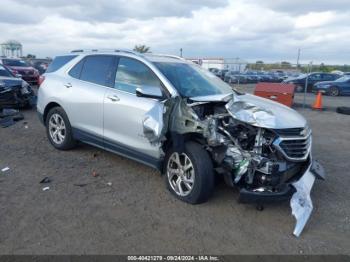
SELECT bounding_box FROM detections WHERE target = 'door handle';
[107,95,120,102]
[64,83,72,88]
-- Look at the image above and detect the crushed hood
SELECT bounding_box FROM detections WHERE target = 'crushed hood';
[0,77,23,89]
[191,93,307,129]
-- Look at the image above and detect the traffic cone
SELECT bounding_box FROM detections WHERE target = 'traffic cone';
[312,92,324,110]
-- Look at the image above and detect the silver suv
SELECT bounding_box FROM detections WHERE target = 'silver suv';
[37,50,324,236]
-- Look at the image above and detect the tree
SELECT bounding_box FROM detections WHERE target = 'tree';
[26,54,36,59]
[281,61,291,69]
[133,45,151,53]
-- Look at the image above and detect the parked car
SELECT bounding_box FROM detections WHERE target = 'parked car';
[313,76,350,96]
[0,58,40,86]
[284,72,340,92]
[218,69,229,80]
[0,64,35,108]
[37,50,324,236]
[31,60,50,75]
[224,71,237,83]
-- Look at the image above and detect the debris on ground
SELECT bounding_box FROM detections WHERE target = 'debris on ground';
[92,171,99,177]
[336,106,350,115]
[74,183,88,187]
[39,177,51,184]
[42,187,50,191]
[1,167,10,172]
[107,182,112,186]
[0,108,25,128]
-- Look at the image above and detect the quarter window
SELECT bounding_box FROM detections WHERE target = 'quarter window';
[115,57,162,94]
[68,58,85,79]
[80,55,114,87]
[46,55,77,73]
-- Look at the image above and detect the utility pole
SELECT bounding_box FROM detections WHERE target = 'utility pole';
[297,48,301,68]
[303,61,312,108]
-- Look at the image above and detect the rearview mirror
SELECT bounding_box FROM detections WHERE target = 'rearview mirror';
[136,86,164,99]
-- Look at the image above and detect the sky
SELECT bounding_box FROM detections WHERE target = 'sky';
[1,0,350,64]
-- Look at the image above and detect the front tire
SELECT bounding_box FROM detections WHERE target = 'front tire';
[329,86,339,96]
[45,107,76,150]
[164,141,214,204]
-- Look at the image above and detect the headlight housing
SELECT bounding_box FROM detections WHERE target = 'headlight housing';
[21,81,30,94]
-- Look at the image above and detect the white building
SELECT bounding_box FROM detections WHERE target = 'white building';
[186,57,247,72]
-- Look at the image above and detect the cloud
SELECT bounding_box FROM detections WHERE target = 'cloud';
[1,0,350,64]
[10,0,229,23]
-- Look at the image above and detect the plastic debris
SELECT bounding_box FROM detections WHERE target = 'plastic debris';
[0,108,25,128]
[74,183,88,187]
[42,187,50,191]
[291,170,316,237]
[1,167,10,172]
[107,182,112,186]
[40,177,51,184]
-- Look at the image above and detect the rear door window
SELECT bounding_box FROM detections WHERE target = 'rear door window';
[46,55,77,73]
[79,55,115,87]
[114,57,162,94]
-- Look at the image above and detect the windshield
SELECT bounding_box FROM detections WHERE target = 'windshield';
[335,76,350,82]
[3,59,29,67]
[155,62,233,97]
[0,65,13,77]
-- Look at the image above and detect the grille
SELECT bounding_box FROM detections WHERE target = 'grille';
[274,128,304,137]
[279,137,311,159]
[273,127,311,161]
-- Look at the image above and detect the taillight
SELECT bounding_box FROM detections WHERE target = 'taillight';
[38,75,45,87]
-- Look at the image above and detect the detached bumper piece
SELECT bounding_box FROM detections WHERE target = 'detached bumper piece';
[291,160,325,237]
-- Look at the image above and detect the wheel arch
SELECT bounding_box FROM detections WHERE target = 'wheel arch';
[43,102,63,124]
[160,131,207,175]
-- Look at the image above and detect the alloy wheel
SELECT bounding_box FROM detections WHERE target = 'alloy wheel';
[167,152,195,197]
[49,113,66,144]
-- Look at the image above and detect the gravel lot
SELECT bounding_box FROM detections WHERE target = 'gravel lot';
[0,88,349,255]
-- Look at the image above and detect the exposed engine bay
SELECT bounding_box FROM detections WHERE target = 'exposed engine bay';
[143,93,325,237]
[169,96,311,192]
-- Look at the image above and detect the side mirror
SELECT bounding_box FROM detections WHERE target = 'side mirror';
[15,74,22,78]
[136,86,164,99]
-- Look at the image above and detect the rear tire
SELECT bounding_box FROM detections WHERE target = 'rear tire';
[45,107,76,150]
[164,141,214,204]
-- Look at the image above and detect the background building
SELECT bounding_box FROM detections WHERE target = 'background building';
[186,57,247,72]
[1,40,23,57]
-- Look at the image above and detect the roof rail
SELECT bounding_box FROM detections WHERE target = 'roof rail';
[70,49,138,55]
[145,53,185,61]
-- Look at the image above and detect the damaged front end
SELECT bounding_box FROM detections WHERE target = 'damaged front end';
[144,92,325,237]
[0,80,35,109]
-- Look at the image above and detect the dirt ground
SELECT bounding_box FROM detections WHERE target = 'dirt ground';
[0,91,350,254]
